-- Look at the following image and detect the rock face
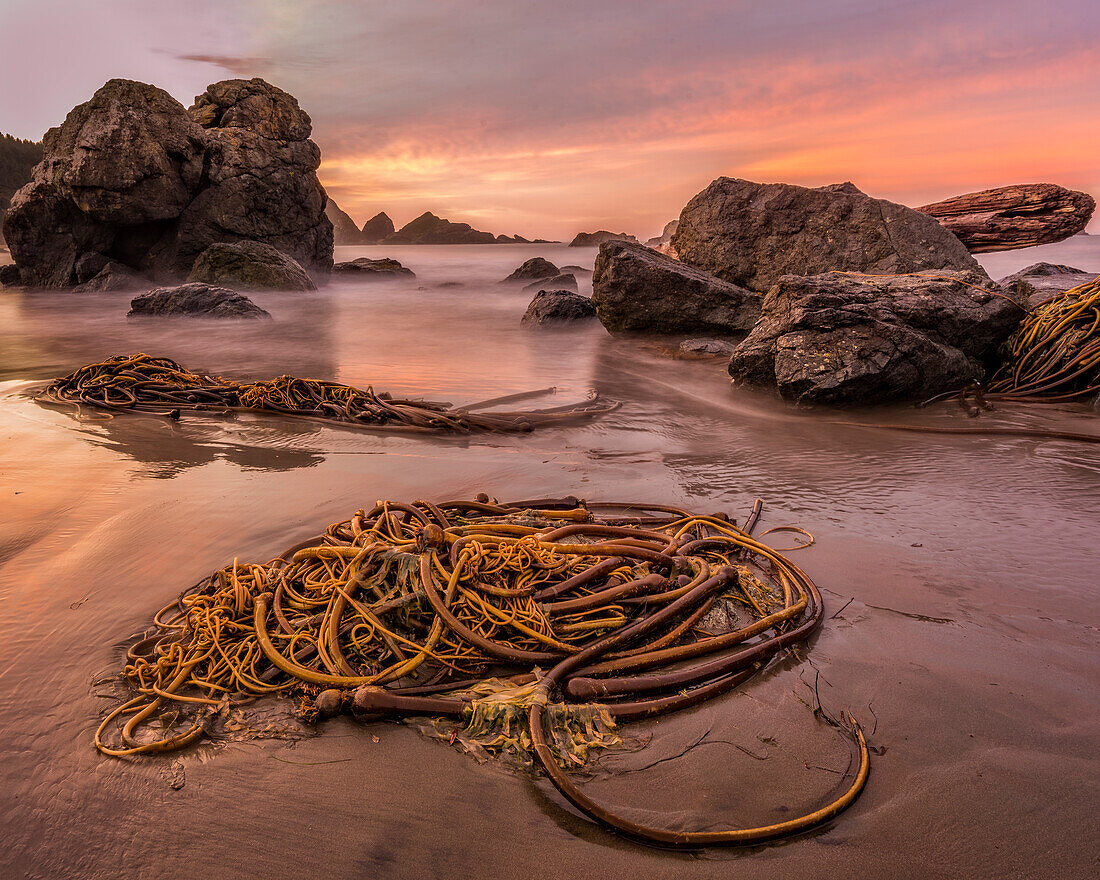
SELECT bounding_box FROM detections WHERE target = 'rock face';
[384,212,496,244]
[186,241,316,290]
[671,178,984,293]
[326,199,365,245]
[569,230,639,247]
[502,257,559,283]
[998,262,1096,306]
[592,240,761,335]
[727,270,1024,405]
[332,257,415,279]
[128,282,270,318]
[521,290,597,326]
[917,184,1096,252]
[361,212,395,243]
[2,77,333,288]
[523,272,576,294]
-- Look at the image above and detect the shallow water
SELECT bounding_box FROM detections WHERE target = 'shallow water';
[1,241,1098,879]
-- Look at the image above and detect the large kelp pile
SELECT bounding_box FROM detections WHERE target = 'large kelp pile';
[95,494,869,847]
[41,354,618,433]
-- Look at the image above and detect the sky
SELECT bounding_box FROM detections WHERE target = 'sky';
[1,0,1097,239]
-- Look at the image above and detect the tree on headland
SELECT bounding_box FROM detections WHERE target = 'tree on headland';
[0,133,44,241]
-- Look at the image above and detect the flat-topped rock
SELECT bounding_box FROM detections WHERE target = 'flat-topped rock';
[592,240,760,335]
[671,177,984,293]
[521,290,597,326]
[727,270,1024,405]
[332,257,415,278]
[128,282,270,318]
[918,184,1096,252]
[186,241,316,290]
[569,230,639,247]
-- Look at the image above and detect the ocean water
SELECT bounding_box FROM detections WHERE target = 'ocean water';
[0,239,1097,879]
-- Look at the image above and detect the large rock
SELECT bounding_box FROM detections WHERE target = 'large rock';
[332,257,414,279]
[998,262,1096,307]
[326,199,364,245]
[384,212,496,244]
[917,184,1096,252]
[671,178,984,293]
[501,257,559,283]
[727,270,1025,405]
[2,77,333,288]
[128,282,270,318]
[521,290,597,326]
[361,211,395,243]
[522,272,576,294]
[569,230,638,247]
[645,220,678,256]
[186,241,316,290]
[0,263,22,286]
[592,240,761,335]
[73,262,148,292]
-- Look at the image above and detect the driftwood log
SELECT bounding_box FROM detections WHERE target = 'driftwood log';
[917,183,1095,253]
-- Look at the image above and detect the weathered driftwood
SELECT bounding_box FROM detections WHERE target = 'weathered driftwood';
[917,184,1095,253]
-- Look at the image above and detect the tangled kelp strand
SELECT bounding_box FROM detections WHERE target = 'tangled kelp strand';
[41,354,618,433]
[96,494,868,847]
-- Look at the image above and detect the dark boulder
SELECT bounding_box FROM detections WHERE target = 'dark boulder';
[592,240,760,335]
[0,263,21,286]
[727,270,1024,405]
[917,184,1096,252]
[997,262,1096,307]
[326,199,365,245]
[671,177,984,293]
[332,257,415,279]
[128,282,270,318]
[186,241,316,290]
[521,290,597,326]
[384,212,496,244]
[73,262,148,292]
[361,211,395,243]
[3,77,332,288]
[501,257,559,283]
[569,230,639,247]
[522,272,576,294]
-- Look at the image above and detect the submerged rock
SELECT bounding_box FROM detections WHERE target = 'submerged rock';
[917,184,1096,253]
[727,270,1024,405]
[384,212,496,244]
[671,177,983,293]
[2,77,333,288]
[501,257,559,283]
[592,240,760,335]
[187,241,316,290]
[522,272,576,294]
[128,282,270,318]
[332,257,415,279]
[998,262,1097,306]
[521,290,597,326]
[679,338,737,356]
[569,230,639,248]
[360,211,395,243]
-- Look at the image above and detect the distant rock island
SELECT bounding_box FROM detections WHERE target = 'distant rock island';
[569,230,639,247]
[325,201,551,245]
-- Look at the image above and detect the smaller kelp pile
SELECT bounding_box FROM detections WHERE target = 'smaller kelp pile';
[40,354,618,433]
[990,276,1100,401]
[95,495,869,847]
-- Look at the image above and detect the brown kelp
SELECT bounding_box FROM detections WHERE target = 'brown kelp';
[40,354,618,433]
[95,494,868,847]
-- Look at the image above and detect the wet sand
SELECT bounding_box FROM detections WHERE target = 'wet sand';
[1,243,1098,879]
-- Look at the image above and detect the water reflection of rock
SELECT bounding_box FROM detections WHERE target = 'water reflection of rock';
[72,411,326,478]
